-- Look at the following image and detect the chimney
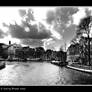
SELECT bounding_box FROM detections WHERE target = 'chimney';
[9,41,11,45]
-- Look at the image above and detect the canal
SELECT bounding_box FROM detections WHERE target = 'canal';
[0,62,92,86]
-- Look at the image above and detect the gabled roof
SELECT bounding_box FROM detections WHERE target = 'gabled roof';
[0,43,6,46]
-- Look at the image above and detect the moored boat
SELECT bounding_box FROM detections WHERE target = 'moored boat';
[51,61,68,67]
[0,61,5,69]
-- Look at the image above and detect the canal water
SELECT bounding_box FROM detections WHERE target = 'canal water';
[0,62,92,86]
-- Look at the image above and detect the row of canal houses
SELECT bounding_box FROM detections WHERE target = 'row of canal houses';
[0,41,22,60]
[0,41,66,62]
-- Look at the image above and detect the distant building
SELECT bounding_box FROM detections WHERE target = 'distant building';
[67,43,80,55]
[67,43,80,62]
[0,43,8,59]
[7,41,22,60]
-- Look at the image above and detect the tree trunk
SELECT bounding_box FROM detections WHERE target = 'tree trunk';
[88,34,91,66]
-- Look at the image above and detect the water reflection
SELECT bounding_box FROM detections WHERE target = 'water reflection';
[59,67,92,85]
[0,62,92,85]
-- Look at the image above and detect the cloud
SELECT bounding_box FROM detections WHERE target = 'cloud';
[46,10,56,24]
[43,7,80,50]
[18,9,27,17]
[21,39,43,47]
[8,21,51,39]
[0,7,84,51]
[46,7,79,37]
[0,29,7,38]
[55,7,79,24]
[17,7,92,51]
[18,9,35,23]
[46,7,79,40]
[62,25,77,43]
[46,7,79,25]
[11,8,63,50]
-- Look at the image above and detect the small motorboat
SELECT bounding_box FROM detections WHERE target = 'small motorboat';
[0,61,5,69]
[51,60,68,67]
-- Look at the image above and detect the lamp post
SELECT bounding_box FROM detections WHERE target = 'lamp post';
[88,30,91,66]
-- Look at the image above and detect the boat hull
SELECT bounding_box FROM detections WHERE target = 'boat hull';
[0,62,5,69]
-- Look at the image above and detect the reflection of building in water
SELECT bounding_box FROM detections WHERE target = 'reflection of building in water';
[8,41,22,60]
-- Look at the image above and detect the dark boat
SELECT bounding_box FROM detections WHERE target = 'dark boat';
[59,61,68,66]
[0,61,5,69]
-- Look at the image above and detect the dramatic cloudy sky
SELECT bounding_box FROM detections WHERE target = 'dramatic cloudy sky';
[0,6,92,51]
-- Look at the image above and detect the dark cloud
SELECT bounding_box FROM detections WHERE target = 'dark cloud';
[55,7,79,24]
[18,9,35,22]
[18,9,26,17]
[21,39,43,47]
[0,29,7,38]
[46,7,79,25]
[8,21,51,39]
[46,10,56,24]
[85,8,92,17]
[26,9,35,21]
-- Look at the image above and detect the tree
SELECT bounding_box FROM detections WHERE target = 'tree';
[76,15,92,65]
[28,48,35,59]
[35,47,45,59]
[45,49,52,60]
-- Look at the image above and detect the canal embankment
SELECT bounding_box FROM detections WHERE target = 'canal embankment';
[67,63,92,74]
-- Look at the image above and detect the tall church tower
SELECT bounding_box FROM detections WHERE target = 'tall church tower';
[9,41,11,45]
[8,41,13,61]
